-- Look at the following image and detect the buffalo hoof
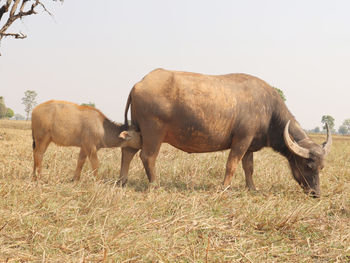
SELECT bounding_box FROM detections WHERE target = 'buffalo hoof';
[115,179,128,187]
[71,176,80,182]
[245,185,257,191]
[147,182,159,191]
[218,184,231,192]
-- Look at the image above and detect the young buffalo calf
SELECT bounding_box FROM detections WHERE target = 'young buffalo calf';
[31,100,141,181]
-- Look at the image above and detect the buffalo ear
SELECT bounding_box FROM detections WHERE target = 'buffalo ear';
[119,131,132,141]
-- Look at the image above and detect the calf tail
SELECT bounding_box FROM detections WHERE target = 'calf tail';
[32,130,36,150]
[124,92,132,128]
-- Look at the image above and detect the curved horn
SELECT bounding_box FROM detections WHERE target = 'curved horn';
[322,123,332,156]
[283,120,310,159]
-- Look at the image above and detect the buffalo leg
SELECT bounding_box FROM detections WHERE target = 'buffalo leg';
[119,147,139,186]
[223,136,253,187]
[72,148,87,181]
[32,136,51,181]
[242,151,256,190]
[139,128,165,184]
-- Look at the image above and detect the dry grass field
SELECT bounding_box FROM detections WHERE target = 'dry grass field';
[0,119,350,262]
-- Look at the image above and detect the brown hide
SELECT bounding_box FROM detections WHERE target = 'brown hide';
[120,69,331,197]
[31,100,141,181]
[131,70,278,152]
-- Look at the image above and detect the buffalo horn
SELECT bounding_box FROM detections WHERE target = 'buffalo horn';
[284,120,310,159]
[322,123,332,156]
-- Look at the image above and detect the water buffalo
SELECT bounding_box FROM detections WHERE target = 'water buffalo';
[119,69,331,197]
[31,100,141,181]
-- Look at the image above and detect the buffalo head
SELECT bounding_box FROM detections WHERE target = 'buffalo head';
[284,120,332,197]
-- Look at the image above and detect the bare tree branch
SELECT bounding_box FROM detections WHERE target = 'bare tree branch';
[19,0,29,13]
[0,0,38,41]
[1,31,26,38]
[0,0,62,54]
[0,0,13,21]
[10,0,21,17]
[38,1,52,16]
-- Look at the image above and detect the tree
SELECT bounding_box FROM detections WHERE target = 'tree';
[5,107,14,118]
[343,119,350,134]
[81,102,95,108]
[0,96,14,119]
[0,96,6,118]
[0,0,63,55]
[273,87,286,102]
[311,126,320,133]
[22,90,37,120]
[338,125,348,135]
[321,115,335,132]
[14,113,25,120]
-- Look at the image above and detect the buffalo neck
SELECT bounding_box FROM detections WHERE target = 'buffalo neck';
[268,107,308,159]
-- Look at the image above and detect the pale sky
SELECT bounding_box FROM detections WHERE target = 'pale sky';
[0,0,349,130]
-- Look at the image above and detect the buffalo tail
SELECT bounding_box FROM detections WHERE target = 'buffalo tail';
[124,93,132,128]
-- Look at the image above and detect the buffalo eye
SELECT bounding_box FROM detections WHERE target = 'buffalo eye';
[306,161,316,170]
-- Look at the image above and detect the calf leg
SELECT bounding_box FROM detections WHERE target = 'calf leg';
[72,148,87,181]
[242,151,256,190]
[87,147,99,178]
[32,136,51,181]
[223,136,253,187]
[118,147,139,186]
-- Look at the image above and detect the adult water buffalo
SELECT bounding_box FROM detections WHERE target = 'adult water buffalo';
[119,69,331,197]
[31,100,141,181]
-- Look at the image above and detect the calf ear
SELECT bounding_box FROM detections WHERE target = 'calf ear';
[119,131,132,141]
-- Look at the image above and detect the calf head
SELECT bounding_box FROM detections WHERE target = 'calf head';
[119,127,142,149]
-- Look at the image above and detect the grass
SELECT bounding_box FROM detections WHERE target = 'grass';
[0,120,350,262]
[0,119,31,130]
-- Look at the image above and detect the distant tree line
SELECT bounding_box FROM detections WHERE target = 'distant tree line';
[81,102,95,108]
[1,90,98,121]
[338,119,350,135]
[2,87,349,136]
[309,115,350,135]
[271,88,349,135]
[0,90,37,120]
[0,96,14,118]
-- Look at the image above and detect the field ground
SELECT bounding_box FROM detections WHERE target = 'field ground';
[0,120,350,262]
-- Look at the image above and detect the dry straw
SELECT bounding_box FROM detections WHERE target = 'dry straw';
[0,120,349,262]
